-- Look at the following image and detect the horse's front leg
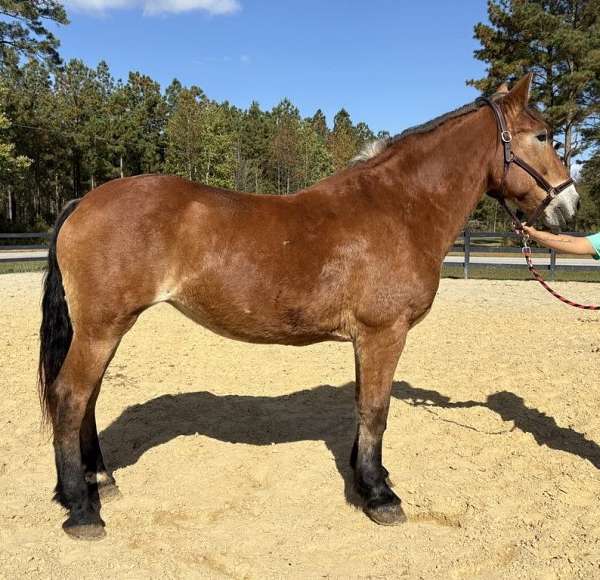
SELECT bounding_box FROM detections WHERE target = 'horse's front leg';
[352,322,408,525]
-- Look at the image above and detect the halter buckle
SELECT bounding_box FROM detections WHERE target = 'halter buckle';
[501,130,512,143]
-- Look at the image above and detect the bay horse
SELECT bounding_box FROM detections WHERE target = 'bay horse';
[38,74,579,539]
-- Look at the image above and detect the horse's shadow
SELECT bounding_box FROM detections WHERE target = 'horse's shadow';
[100,381,600,503]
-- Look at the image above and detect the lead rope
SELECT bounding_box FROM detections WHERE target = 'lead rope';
[518,230,600,311]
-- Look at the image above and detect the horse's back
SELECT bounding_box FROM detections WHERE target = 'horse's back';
[55,175,354,342]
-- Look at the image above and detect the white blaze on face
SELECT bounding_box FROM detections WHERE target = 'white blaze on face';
[542,184,580,229]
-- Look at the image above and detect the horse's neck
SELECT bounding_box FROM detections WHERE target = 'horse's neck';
[373,108,497,257]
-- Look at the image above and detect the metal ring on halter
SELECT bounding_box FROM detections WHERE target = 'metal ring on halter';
[501,130,512,143]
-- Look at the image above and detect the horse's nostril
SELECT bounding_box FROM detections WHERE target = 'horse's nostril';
[576,199,581,212]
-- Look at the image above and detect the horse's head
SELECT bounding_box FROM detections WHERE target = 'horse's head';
[488,74,579,230]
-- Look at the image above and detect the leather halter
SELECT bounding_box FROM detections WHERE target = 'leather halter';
[476,96,575,229]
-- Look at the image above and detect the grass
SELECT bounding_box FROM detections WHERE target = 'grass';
[1,260,599,283]
[0,261,46,275]
[442,264,600,283]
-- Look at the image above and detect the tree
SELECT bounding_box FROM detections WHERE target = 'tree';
[237,101,271,192]
[111,72,167,177]
[0,95,29,223]
[469,0,600,170]
[269,99,301,194]
[310,109,328,140]
[328,109,359,171]
[2,59,61,225]
[197,102,236,188]
[296,120,332,189]
[0,52,380,228]
[577,151,600,228]
[164,86,206,181]
[54,59,110,196]
[0,0,68,68]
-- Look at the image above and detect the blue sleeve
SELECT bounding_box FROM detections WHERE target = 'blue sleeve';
[586,232,600,260]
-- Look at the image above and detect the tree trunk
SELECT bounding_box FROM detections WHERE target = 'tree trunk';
[564,121,573,172]
[55,172,59,217]
[6,186,12,222]
[73,150,82,198]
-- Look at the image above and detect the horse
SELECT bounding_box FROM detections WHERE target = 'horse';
[38,73,579,539]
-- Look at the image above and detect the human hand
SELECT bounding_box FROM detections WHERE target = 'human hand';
[521,224,540,240]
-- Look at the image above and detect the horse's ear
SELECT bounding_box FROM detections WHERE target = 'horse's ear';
[503,73,533,117]
[495,82,509,95]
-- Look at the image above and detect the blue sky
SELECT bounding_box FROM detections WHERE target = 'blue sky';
[55,0,490,135]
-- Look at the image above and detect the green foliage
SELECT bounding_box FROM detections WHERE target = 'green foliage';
[470,0,600,166]
[165,87,206,181]
[0,53,379,229]
[577,152,600,229]
[0,93,30,218]
[469,0,600,230]
[328,109,360,170]
[0,0,68,68]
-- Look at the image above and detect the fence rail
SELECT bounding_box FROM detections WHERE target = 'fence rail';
[1,231,599,278]
[451,230,599,279]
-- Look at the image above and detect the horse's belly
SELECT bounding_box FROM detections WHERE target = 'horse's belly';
[168,295,348,346]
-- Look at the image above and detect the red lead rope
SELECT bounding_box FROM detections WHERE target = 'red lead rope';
[520,237,600,311]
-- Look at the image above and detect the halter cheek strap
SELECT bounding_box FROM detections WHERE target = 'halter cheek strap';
[476,96,574,229]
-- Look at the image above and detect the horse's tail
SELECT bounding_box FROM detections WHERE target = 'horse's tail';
[38,199,80,426]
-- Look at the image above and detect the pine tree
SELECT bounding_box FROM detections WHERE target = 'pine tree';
[328,109,359,171]
[269,99,301,194]
[164,86,206,181]
[0,0,68,68]
[310,109,328,140]
[198,102,236,188]
[296,120,332,189]
[54,59,107,197]
[469,0,600,170]
[0,53,381,227]
[238,101,271,192]
[112,72,167,177]
[0,92,30,224]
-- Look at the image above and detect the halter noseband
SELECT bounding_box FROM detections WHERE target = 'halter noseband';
[476,96,574,229]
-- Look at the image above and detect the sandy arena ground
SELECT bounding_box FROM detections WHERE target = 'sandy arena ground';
[1,273,600,579]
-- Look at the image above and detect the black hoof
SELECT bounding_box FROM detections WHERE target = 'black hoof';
[62,516,106,541]
[364,498,407,526]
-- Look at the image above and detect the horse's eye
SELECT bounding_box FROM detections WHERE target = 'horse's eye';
[536,132,548,143]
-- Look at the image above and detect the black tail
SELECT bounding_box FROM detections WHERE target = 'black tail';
[38,199,81,425]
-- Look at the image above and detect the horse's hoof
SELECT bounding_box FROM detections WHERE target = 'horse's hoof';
[62,518,106,541]
[365,500,407,526]
[98,483,122,503]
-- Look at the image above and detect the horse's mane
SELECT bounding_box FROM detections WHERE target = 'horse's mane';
[350,100,482,166]
[350,93,548,167]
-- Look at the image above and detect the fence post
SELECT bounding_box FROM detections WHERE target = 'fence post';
[464,229,470,280]
[550,248,556,281]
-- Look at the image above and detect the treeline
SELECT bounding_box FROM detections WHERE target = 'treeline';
[0,58,389,231]
[1,0,600,233]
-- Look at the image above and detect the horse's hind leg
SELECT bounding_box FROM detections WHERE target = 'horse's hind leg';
[80,375,120,502]
[52,326,127,540]
[353,323,408,525]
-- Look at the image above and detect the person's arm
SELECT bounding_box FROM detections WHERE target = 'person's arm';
[521,225,597,256]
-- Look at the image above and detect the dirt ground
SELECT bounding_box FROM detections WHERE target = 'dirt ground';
[1,273,600,579]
